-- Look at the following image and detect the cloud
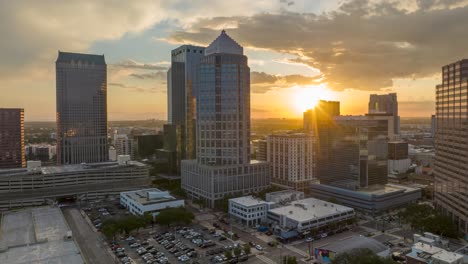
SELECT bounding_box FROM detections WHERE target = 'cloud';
[251,71,322,93]
[167,0,468,91]
[129,71,166,80]
[112,59,168,71]
[109,82,161,93]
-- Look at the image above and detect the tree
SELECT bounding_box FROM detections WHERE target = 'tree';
[233,247,242,260]
[327,197,340,204]
[155,207,195,227]
[399,203,459,238]
[243,244,251,255]
[224,250,233,259]
[331,248,397,264]
[283,255,298,264]
[101,219,119,241]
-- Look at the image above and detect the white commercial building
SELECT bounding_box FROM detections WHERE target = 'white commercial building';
[406,242,464,264]
[228,195,355,238]
[229,196,274,226]
[120,188,184,216]
[267,198,355,235]
[267,133,315,191]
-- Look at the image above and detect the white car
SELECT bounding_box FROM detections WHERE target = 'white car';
[320,233,328,238]
[255,245,263,251]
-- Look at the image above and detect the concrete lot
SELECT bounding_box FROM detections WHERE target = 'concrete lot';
[0,206,84,264]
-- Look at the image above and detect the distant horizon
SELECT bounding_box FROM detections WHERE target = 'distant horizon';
[24,116,433,123]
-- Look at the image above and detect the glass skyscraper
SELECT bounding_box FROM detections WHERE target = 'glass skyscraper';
[181,31,269,208]
[56,51,108,164]
[434,59,468,236]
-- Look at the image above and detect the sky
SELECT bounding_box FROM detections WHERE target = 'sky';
[1,0,468,121]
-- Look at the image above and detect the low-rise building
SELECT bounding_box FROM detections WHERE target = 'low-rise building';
[314,235,389,263]
[120,188,184,216]
[0,157,149,210]
[265,190,304,204]
[310,183,421,214]
[267,197,355,237]
[406,242,464,264]
[229,196,274,226]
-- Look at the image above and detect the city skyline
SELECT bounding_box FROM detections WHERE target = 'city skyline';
[3,1,468,121]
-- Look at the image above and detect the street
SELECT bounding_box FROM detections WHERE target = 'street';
[63,207,116,264]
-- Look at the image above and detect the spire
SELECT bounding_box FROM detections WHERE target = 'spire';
[205,30,243,56]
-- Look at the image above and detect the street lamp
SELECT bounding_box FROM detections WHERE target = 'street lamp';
[306,237,314,260]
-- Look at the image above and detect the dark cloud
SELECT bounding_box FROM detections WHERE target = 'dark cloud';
[112,59,167,70]
[168,0,468,91]
[108,82,161,93]
[129,71,166,80]
[251,71,322,93]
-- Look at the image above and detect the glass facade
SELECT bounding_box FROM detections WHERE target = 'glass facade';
[316,116,390,189]
[434,59,468,236]
[196,54,250,166]
[56,52,108,164]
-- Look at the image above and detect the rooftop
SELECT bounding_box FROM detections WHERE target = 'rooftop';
[122,188,180,206]
[56,51,106,65]
[230,196,271,207]
[0,206,84,264]
[321,235,388,255]
[205,30,243,56]
[0,160,146,177]
[431,250,464,262]
[268,197,354,222]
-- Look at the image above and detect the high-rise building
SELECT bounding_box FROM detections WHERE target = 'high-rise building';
[267,133,315,191]
[368,93,400,134]
[431,114,437,138]
[388,141,410,174]
[181,31,270,208]
[114,134,134,159]
[314,115,393,189]
[56,51,108,164]
[434,59,468,236]
[0,108,25,168]
[257,140,267,162]
[167,45,205,161]
[303,100,340,134]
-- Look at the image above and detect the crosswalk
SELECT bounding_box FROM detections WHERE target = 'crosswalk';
[256,254,276,264]
[284,245,309,257]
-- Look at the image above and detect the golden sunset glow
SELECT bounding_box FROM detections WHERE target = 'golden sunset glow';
[290,84,336,115]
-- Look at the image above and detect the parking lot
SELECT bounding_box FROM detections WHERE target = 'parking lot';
[107,224,253,264]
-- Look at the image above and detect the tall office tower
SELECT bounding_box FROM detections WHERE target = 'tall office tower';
[267,133,315,191]
[181,30,269,208]
[431,114,437,138]
[114,134,134,159]
[388,141,410,174]
[167,45,205,161]
[368,93,399,135]
[303,100,340,133]
[434,59,468,236]
[315,115,393,189]
[0,108,25,168]
[56,51,108,164]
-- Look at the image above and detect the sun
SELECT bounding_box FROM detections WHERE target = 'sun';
[291,84,336,115]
